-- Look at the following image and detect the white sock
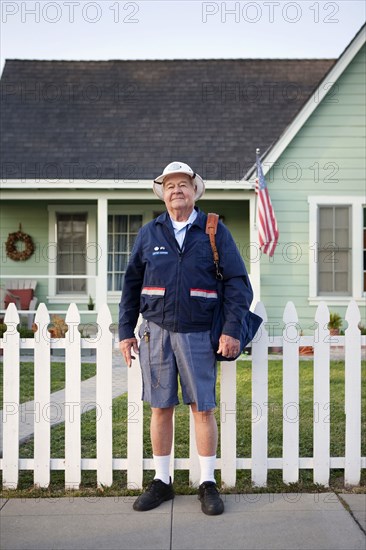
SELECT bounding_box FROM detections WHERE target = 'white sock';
[198,454,216,485]
[153,454,171,485]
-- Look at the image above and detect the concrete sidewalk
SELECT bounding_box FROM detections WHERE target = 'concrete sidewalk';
[1,493,365,550]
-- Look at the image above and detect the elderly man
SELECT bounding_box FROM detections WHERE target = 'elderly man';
[119,161,255,515]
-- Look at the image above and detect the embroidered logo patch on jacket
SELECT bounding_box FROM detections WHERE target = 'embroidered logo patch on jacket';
[152,246,168,256]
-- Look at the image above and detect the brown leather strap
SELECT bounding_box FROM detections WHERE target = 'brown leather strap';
[205,213,223,280]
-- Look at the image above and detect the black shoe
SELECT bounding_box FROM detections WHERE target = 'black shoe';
[133,478,174,511]
[198,481,224,515]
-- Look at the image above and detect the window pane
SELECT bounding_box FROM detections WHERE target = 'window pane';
[318,250,335,273]
[335,207,348,228]
[318,206,351,295]
[115,215,128,233]
[58,279,71,293]
[108,235,113,252]
[334,251,349,272]
[73,235,86,252]
[108,253,113,271]
[73,220,86,235]
[74,279,86,293]
[74,253,86,274]
[115,234,127,251]
[319,230,333,247]
[334,228,349,249]
[130,215,143,232]
[335,273,349,293]
[58,254,72,274]
[56,213,87,294]
[115,273,124,291]
[108,214,143,294]
[319,208,332,229]
[115,254,128,271]
[108,215,113,233]
[129,234,138,251]
[319,272,331,293]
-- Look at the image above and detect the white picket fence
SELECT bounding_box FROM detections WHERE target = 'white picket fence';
[0,301,365,490]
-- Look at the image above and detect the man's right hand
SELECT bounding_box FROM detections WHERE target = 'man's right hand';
[119,338,139,367]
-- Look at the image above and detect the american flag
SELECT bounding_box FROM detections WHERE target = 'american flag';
[255,153,279,257]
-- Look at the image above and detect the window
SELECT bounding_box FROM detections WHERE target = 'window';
[56,213,87,294]
[317,206,351,295]
[108,214,142,291]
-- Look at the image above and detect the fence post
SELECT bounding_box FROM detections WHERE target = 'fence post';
[220,360,237,488]
[34,303,51,488]
[96,304,113,487]
[282,301,300,484]
[313,302,330,486]
[251,302,268,487]
[127,355,143,489]
[345,300,361,486]
[64,304,81,490]
[2,304,20,489]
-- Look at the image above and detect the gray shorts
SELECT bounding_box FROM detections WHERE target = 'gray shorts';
[138,320,217,412]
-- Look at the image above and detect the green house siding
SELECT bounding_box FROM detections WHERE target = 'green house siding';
[261,44,366,333]
[201,199,250,258]
[0,201,50,306]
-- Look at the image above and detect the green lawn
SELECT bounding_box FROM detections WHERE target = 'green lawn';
[0,361,97,405]
[1,360,365,497]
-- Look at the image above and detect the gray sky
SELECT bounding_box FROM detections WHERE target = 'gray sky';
[1,0,365,75]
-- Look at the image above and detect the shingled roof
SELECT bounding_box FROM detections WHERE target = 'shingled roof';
[0,58,335,181]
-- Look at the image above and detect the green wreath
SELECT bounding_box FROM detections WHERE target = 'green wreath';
[6,228,35,261]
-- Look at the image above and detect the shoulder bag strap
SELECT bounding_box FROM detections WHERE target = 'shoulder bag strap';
[205,213,223,280]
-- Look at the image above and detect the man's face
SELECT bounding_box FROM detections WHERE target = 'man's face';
[162,173,196,214]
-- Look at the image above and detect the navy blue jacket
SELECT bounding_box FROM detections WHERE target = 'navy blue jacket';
[118,208,254,341]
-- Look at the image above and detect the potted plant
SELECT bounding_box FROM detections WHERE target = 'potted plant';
[328,312,342,336]
[299,329,313,356]
[87,295,95,311]
[49,315,68,339]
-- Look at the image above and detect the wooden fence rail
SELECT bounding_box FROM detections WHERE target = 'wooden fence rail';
[0,301,364,489]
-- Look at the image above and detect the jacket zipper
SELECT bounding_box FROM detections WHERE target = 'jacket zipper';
[162,223,183,331]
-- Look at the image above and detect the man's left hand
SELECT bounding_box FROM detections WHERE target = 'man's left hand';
[217,334,241,358]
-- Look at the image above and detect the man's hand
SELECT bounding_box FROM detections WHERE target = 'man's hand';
[119,337,139,367]
[217,334,240,358]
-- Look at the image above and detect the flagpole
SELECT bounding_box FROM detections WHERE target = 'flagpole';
[254,148,260,228]
[251,148,261,303]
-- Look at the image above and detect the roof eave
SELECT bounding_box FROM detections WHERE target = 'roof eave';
[0,179,254,191]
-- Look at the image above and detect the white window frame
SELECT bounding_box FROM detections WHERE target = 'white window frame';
[47,204,97,303]
[107,206,154,303]
[308,196,364,306]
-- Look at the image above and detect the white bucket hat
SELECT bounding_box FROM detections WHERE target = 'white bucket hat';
[153,161,205,201]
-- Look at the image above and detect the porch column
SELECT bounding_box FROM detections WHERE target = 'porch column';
[96,197,108,311]
[249,194,261,304]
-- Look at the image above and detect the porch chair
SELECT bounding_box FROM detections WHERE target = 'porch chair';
[2,279,38,329]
